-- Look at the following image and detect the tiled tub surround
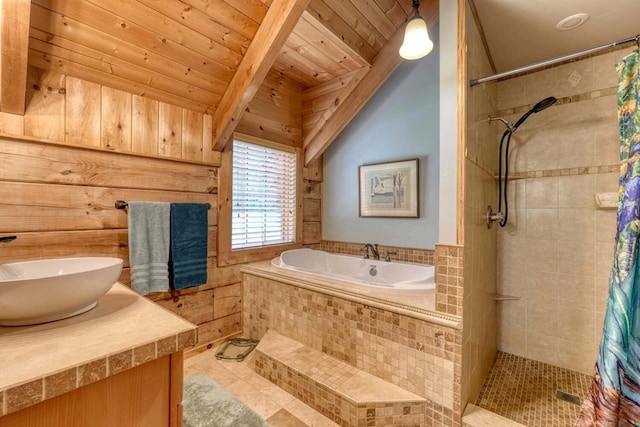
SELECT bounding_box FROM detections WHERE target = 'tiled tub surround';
[242,262,463,427]
[321,240,436,266]
[0,283,197,417]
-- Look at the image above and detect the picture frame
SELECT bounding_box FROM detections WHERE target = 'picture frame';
[358,158,419,218]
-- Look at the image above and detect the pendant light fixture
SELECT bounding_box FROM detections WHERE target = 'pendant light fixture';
[399,0,433,60]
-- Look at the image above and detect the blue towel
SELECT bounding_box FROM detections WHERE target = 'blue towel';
[169,203,208,289]
[128,202,170,295]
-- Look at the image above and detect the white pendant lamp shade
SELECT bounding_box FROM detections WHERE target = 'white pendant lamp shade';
[399,15,433,60]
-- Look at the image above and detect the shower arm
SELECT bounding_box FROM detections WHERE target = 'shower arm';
[486,116,514,132]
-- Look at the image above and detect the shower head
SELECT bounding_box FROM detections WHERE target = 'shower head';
[512,96,557,130]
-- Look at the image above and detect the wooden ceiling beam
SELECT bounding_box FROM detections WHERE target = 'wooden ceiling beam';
[1,0,31,115]
[303,0,438,165]
[211,0,311,151]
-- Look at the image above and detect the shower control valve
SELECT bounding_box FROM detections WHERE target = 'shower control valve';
[486,206,504,229]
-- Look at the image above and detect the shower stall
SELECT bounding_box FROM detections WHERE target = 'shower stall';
[462,5,632,425]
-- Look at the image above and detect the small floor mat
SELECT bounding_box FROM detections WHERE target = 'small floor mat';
[215,337,259,361]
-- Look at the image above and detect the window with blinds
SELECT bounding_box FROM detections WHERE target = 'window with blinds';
[231,138,297,250]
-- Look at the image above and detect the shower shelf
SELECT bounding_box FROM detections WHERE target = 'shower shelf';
[493,294,520,301]
[595,192,617,209]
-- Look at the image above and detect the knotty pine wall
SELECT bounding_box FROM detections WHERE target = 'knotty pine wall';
[0,66,322,347]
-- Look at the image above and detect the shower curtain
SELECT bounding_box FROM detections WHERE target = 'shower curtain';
[575,51,640,426]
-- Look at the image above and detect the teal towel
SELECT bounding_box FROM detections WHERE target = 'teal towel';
[170,203,208,289]
[128,202,170,295]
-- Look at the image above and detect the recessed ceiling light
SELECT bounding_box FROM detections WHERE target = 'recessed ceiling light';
[556,13,589,31]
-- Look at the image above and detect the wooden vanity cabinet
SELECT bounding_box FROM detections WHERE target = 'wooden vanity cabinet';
[0,352,184,427]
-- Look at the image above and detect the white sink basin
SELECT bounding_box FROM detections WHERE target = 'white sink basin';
[0,257,123,326]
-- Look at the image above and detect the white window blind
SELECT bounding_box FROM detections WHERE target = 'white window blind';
[232,138,297,250]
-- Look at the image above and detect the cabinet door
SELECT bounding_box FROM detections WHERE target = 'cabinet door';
[0,355,174,427]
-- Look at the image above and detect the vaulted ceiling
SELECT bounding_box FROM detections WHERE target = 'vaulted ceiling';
[1,0,438,165]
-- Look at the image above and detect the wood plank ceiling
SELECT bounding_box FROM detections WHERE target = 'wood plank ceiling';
[23,0,438,163]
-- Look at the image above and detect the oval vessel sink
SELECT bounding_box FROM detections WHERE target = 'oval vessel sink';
[0,257,123,326]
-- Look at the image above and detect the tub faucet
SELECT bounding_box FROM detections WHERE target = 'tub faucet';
[363,243,380,260]
[0,235,16,243]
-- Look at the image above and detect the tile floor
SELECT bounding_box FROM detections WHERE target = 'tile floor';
[474,352,592,427]
[184,347,340,427]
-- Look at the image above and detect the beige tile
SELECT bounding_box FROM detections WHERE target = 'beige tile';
[497,323,526,356]
[595,210,617,243]
[558,175,596,208]
[524,240,559,273]
[524,272,558,303]
[558,274,595,312]
[595,172,619,194]
[267,408,308,427]
[522,132,558,172]
[525,209,557,240]
[555,126,595,170]
[496,76,525,111]
[526,300,557,337]
[44,368,77,400]
[557,209,594,242]
[557,308,596,344]
[526,331,559,366]
[5,379,43,414]
[595,276,610,314]
[284,399,341,427]
[595,242,614,279]
[557,337,597,375]
[558,241,595,276]
[526,177,557,208]
[226,379,282,420]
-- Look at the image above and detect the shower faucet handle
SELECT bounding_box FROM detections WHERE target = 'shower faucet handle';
[385,250,398,262]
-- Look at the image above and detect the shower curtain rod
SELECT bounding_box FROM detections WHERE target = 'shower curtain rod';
[470,34,640,87]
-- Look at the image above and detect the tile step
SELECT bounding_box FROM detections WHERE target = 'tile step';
[253,330,426,426]
[462,404,527,427]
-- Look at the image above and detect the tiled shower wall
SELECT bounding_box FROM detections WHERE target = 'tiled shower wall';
[495,47,634,374]
[462,0,499,407]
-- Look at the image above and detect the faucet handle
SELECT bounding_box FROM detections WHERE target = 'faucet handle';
[361,245,369,259]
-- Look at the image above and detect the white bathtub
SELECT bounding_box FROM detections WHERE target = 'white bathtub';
[271,248,435,292]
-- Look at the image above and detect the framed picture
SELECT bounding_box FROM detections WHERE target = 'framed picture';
[359,158,419,218]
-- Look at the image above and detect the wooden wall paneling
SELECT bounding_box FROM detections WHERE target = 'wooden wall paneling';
[303,157,323,181]
[137,0,257,44]
[215,264,243,287]
[235,110,302,147]
[303,199,321,222]
[303,221,321,244]
[0,230,128,264]
[1,181,216,232]
[29,5,228,99]
[101,87,132,152]
[132,96,159,156]
[303,179,322,199]
[23,67,65,141]
[28,49,211,115]
[213,283,242,320]
[0,0,30,115]
[211,0,310,150]
[30,0,233,81]
[222,0,269,24]
[0,112,24,135]
[159,103,182,158]
[155,290,215,325]
[65,77,101,147]
[196,313,242,345]
[0,138,217,193]
[350,0,396,39]
[182,109,204,161]
[305,0,378,64]
[201,114,221,165]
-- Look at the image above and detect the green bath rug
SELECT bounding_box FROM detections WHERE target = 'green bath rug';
[183,374,270,427]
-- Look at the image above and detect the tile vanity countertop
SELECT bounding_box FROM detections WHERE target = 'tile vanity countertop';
[0,283,197,417]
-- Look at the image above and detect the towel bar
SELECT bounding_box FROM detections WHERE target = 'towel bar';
[115,200,211,210]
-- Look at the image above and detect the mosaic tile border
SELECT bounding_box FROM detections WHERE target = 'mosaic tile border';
[435,245,464,317]
[0,330,196,417]
[321,240,435,266]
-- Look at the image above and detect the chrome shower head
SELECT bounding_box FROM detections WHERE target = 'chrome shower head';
[513,96,557,130]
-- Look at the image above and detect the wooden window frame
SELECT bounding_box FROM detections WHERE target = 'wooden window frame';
[217,133,303,266]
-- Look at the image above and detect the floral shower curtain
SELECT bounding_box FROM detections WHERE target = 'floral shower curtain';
[575,51,640,426]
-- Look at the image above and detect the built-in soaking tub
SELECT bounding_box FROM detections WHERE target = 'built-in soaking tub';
[271,248,435,292]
